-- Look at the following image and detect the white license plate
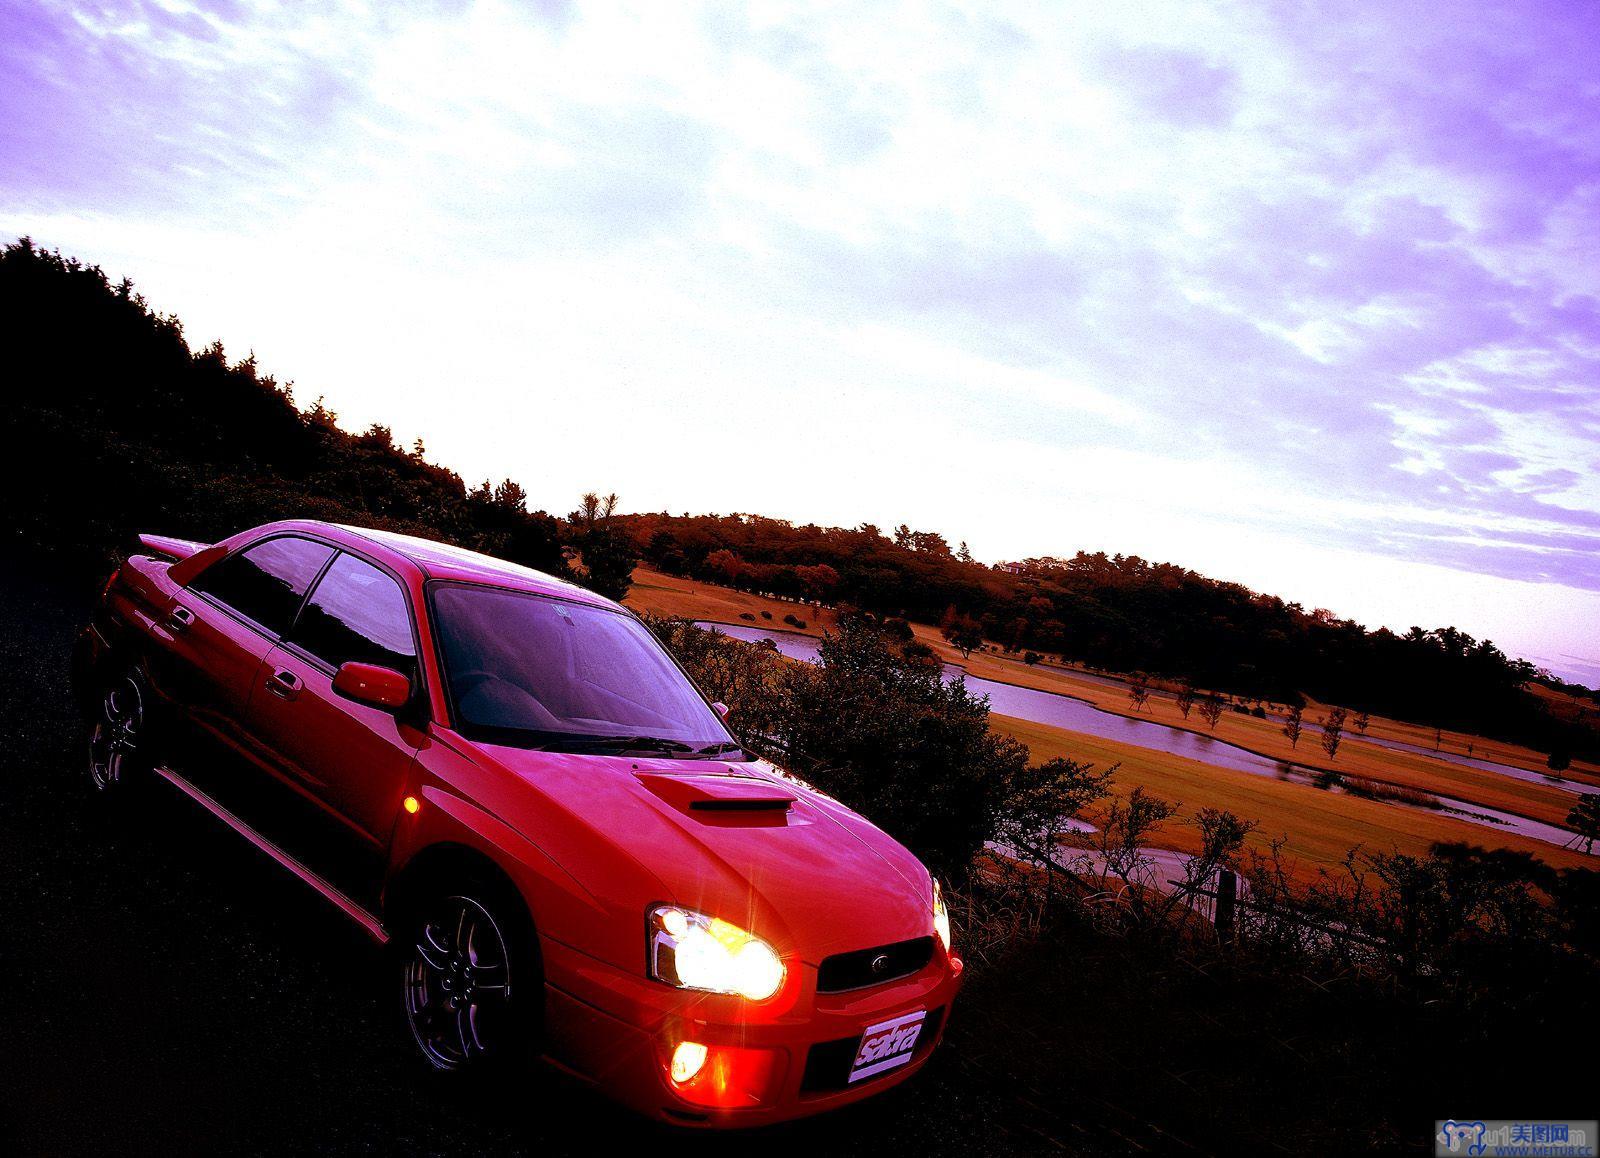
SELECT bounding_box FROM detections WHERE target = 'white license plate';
[848,1009,927,1084]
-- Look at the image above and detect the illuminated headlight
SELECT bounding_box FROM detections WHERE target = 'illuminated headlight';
[932,879,952,952]
[649,906,785,1001]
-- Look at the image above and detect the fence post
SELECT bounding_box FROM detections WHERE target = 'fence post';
[1214,868,1237,942]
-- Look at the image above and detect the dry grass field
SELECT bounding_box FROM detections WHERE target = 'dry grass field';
[992,713,1596,883]
[626,566,842,634]
[625,567,1600,877]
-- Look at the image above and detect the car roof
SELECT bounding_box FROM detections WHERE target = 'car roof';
[243,520,616,609]
[337,524,615,607]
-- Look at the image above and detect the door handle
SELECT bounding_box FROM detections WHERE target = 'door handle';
[266,667,303,700]
[169,605,194,633]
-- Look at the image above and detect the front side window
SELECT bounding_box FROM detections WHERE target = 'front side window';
[190,536,334,636]
[291,553,416,674]
[431,584,738,754]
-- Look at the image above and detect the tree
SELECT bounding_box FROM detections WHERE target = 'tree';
[1175,680,1196,720]
[794,562,840,601]
[1128,673,1151,713]
[1198,693,1224,730]
[1567,794,1600,855]
[1549,746,1573,775]
[1321,707,1347,760]
[703,548,744,585]
[957,540,974,564]
[881,617,915,645]
[1283,704,1304,749]
[992,755,1114,880]
[941,608,983,659]
[1353,710,1371,735]
[1023,651,1042,666]
[566,492,638,602]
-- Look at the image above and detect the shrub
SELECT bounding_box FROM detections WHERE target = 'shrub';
[650,614,1033,878]
[1343,777,1441,809]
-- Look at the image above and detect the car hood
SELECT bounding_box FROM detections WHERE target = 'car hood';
[485,748,935,962]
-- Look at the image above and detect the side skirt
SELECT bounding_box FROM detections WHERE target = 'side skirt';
[154,764,389,945]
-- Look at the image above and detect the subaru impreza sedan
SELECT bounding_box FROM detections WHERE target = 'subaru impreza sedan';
[71,520,962,1125]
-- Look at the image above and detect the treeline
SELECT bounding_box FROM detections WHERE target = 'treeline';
[624,514,1599,759]
[1,239,635,597]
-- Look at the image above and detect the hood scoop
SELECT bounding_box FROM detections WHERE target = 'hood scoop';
[635,772,797,823]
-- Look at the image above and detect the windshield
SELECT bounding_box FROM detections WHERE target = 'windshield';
[431,583,740,754]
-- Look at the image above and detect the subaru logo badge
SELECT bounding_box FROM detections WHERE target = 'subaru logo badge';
[870,953,891,975]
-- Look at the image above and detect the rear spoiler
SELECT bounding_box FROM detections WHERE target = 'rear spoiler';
[137,533,211,562]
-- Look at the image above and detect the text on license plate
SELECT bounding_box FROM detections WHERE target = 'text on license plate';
[848,1009,927,1084]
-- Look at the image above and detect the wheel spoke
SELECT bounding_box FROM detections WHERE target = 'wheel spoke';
[415,938,449,972]
[455,1003,476,1059]
[465,917,491,968]
[424,920,454,957]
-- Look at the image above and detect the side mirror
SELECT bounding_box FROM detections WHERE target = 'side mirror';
[333,661,411,710]
[712,701,731,722]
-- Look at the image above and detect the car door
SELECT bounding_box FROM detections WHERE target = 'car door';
[250,549,425,850]
[158,534,336,768]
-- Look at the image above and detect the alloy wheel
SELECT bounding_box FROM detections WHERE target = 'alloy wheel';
[88,677,144,791]
[403,894,513,1070]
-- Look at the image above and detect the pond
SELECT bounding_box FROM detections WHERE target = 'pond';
[698,622,1594,855]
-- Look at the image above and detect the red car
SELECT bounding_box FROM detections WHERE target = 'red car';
[72,520,962,1125]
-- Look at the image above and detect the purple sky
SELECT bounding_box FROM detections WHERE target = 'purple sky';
[3,1,1599,683]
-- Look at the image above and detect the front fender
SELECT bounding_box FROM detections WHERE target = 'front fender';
[384,783,613,960]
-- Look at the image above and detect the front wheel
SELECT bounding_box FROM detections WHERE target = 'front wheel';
[401,890,539,1073]
[87,675,150,792]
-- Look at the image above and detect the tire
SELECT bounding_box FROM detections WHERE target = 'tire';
[86,673,153,793]
[398,878,543,1076]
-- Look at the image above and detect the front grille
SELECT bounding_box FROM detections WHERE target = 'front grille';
[816,936,934,993]
[800,1007,945,1093]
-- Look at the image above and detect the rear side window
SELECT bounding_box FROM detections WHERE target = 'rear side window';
[190,536,334,636]
[290,552,415,673]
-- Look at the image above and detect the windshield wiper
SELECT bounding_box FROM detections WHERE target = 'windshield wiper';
[542,735,697,754]
[694,741,746,756]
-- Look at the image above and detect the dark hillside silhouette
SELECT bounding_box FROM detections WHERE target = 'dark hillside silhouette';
[3,239,566,576]
[4,237,1594,760]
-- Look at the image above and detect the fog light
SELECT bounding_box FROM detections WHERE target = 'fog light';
[402,795,421,814]
[670,1040,708,1085]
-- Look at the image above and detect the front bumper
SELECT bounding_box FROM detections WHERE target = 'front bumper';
[539,935,964,1126]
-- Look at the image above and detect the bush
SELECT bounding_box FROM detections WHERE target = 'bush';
[649,614,1033,878]
[739,612,756,621]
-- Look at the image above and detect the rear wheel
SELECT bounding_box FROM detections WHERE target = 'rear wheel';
[401,886,540,1073]
[87,675,149,792]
